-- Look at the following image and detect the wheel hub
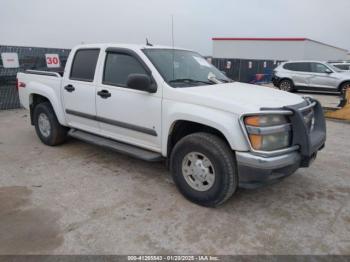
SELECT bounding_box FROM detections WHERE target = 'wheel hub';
[38,113,51,137]
[280,81,290,91]
[182,152,215,191]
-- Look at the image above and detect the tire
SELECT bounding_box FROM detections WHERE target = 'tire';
[339,82,350,96]
[33,102,68,146]
[170,132,238,207]
[278,79,294,92]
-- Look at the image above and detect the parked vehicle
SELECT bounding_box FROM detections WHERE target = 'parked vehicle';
[272,61,350,95]
[329,62,350,71]
[17,44,326,207]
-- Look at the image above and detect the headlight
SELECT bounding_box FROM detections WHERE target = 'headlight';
[244,114,292,151]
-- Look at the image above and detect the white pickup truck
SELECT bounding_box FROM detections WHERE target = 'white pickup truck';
[17,43,326,207]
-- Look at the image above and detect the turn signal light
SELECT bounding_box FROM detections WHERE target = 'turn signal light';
[248,134,262,150]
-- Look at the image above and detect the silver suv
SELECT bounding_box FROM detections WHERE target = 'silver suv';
[272,61,350,94]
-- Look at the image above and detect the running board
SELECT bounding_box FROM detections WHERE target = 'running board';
[68,129,163,162]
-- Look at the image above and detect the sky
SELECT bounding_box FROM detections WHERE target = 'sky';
[1,0,350,56]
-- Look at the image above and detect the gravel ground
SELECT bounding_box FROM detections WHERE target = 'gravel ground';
[0,109,349,255]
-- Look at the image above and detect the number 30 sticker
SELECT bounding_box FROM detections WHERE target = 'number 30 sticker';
[45,54,60,68]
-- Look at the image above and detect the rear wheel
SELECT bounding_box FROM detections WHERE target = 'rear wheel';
[279,79,294,92]
[33,102,68,146]
[170,132,238,207]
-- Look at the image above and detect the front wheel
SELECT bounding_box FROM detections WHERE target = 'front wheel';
[278,79,294,92]
[339,82,350,96]
[33,102,68,146]
[170,132,238,207]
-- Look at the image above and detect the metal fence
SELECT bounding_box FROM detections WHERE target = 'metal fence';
[211,58,284,84]
[0,45,70,110]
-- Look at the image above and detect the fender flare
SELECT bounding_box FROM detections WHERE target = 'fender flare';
[29,87,67,126]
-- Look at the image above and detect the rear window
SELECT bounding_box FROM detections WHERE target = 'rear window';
[283,62,310,72]
[70,49,100,82]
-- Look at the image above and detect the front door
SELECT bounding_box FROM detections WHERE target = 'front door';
[96,49,162,152]
[309,63,338,90]
[62,48,100,133]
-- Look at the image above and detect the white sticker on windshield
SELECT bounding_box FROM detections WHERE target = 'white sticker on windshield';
[193,56,211,67]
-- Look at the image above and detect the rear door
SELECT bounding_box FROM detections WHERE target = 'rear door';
[309,62,338,90]
[285,62,312,87]
[62,49,100,133]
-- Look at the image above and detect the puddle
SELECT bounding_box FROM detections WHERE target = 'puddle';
[0,186,63,254]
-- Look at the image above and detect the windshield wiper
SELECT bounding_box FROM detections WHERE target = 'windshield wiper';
[169,78,214,85]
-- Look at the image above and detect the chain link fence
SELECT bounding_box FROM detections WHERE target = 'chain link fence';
[0,45,70,110]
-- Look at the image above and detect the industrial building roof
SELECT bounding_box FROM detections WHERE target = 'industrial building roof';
[212,37,348,52]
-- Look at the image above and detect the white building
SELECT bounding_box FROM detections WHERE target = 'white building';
[212,37,348,61]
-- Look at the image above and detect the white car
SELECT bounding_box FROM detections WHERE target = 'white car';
[329,62,350,71]
[272,61,350,94]
[17,43,326,207]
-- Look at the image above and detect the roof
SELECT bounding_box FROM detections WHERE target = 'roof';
[73,43,191,51]
[212,37,348,52]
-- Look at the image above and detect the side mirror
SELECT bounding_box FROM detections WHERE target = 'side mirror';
[325,69,332,74]
[126,74,157,93]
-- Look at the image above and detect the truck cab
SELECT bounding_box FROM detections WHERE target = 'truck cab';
[17,43,327,207]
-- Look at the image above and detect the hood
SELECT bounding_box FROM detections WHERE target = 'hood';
[172,82,305,114]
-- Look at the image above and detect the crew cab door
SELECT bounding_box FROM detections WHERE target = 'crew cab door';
[62,49,100,133]
[95,48,162,152]
[308,62,338,90]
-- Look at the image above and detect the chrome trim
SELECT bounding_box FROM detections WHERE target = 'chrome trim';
[66,109,158,136]
[236,151,301,170]
[239,110,298,157]
[26,70,61,77]
[246,124,291,135]
[298,101,316,112]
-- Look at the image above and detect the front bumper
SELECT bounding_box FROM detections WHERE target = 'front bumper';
[237,98,326,188]
[236,151,303,188]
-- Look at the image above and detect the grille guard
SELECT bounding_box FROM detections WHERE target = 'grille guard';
[282,98,326,167]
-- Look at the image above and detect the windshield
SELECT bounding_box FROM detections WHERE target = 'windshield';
[143,49,231,87]
[326,63,342,73]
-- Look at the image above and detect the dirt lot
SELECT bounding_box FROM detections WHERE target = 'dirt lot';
[0,109,349,255]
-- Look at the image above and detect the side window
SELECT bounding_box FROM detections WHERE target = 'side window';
[283,62,310,72]
[334,64,349,70]
[283,63,295,71]
[103,52,148,87]
[311,63,329,73]
[70,49,100,82]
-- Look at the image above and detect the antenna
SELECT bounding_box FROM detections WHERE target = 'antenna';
[171,15,175,48]
[146,38,153,46]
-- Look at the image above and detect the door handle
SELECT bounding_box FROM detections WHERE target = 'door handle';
[97,90,111,99]
[64,84,75,92]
